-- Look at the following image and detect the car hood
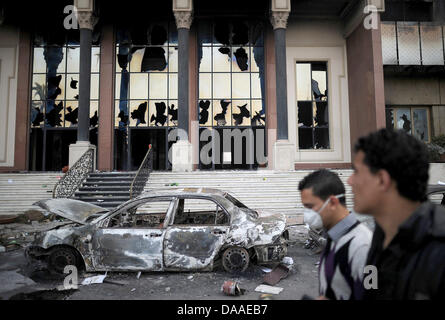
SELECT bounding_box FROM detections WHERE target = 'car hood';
[229,208,287,247]
[34,198,108,224]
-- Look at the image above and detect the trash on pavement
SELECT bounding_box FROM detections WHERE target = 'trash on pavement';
[136,271,141,279]
[282,256,294,266]
[263,264,289,286]
[81,274,107,285]
[221,280,246,296]
[254,284,283,295]
[260,267,272,273]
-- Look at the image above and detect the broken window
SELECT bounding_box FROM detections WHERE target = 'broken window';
[198,19,265,128]
[29,32,100,171]
[173,198,229,225]
[386,106,430,142]
[296,62,330,149]
[114,22,178,171]
[107,199,173,228]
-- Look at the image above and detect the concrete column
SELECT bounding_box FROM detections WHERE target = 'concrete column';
[172,8,193,172]
[346,14,385,154]
[69,10,97,168]
[270,8,294,171]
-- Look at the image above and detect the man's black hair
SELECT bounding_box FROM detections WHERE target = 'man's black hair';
[354,128,429,202]
[298,169,346,206]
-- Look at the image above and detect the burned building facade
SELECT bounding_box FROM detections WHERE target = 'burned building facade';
[0,0,444,173]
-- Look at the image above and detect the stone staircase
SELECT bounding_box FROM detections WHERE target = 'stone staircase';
[72,171,136,209]
[0,173,62,216]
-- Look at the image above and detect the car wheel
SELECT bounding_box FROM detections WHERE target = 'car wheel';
[222,247,249,273]
[48,247,78,274]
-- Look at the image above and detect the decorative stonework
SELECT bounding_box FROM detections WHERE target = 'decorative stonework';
[270,11,289,29]
[173,11,193,29]
[76,11,98,30]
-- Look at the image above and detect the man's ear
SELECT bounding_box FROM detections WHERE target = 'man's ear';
[377,169,392,191]
[329,195,340,208]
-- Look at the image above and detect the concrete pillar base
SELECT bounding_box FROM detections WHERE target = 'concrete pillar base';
[69,141,96,170]
[172,140,193,172]
[273,140,295,171]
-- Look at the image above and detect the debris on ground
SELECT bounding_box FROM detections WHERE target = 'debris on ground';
[254,284,283,295]
[82,274,107,286]
[187,275,194,280]
[282,256,294,266]
[260,267,272,273]
[103,279,129,286]
[263,264,290,286]
[0,245,5,253]
[165,287,171,292]
[221,280,246,296]
[136,271,141,279]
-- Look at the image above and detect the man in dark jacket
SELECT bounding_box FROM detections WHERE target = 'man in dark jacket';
[347,128,445,300]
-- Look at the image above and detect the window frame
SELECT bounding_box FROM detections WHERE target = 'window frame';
[385,105,431,143]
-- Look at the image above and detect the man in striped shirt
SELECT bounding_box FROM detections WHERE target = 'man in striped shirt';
[299,169,372,300]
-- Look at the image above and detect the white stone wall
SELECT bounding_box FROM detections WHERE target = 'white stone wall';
[0,26,19,167]
[286,19,351,164]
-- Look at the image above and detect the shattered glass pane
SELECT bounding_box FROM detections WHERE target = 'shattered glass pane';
[199,47,212,72]
[312,65,327,101]
[115,101,125,127]
[385,108,394,129]
[213,47,231,72]
[31,74,47,100]
[296,63,311,101]
[33,48,46,73]
[66,75,79,100]
[298,128,313,149]
[232,21,249,46]
[129,48,145,72]
[232,47,249,72]
[213,73,230,99]
[90,101,99,128]
[214,21,231,45]
[298,101,313,127]
[251,100,265,127]
[47,74,65,100]
[198,21,213,46]
[129,100,148,127]
[199,73,211,99]
[149,100,168,127]
[150,24,168,45]
[412,108,429,142]
[232,73,250,99]
[314,101,328,127]
[115,73,121,99]
[130,73,148,99]
[169,21,178,45]
[213,99,232,126]
[141,47,167,72]
[199,100,212,126]
[149,73,168,99]
[168,100,178,126]
[232,100,250,126]
[31,101,45,127]
[46,100,64,127]
[396,108,412,134]
[314,128,329,149]
[250,46,262,72]
[65,101,78,127]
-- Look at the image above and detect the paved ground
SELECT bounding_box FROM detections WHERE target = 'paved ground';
[0,225,321,300]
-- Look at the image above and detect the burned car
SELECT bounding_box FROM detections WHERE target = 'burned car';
[26,188,288,274]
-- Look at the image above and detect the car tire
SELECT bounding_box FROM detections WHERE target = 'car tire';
[48,247,78,274]
[222,247,249,273]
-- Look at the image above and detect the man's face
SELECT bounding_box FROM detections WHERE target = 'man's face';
[300,187,329,226]
[347,150,381,215]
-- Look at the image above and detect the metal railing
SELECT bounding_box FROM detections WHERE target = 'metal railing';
[129,145,153,199]
[381,21,445,66]
[53,148,95,198]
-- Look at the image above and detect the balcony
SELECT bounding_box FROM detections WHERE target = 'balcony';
[381,21,445,66]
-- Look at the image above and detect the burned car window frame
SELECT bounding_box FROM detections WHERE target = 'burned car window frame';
[171,195,231,226]
[99,196,176,229]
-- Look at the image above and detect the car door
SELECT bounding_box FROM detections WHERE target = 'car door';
[91,197,175,271]
[163,196,230,271]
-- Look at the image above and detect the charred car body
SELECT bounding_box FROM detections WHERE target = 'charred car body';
[26,188,288,273]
